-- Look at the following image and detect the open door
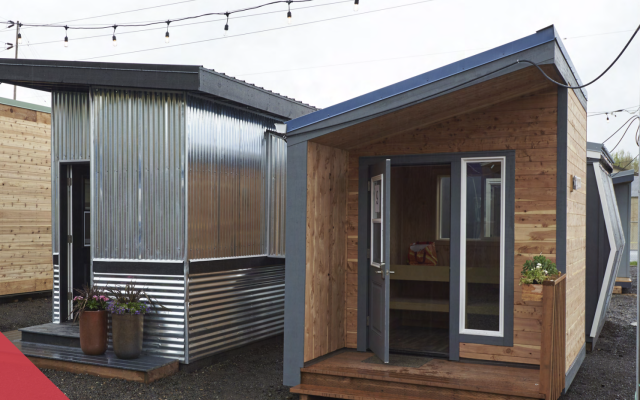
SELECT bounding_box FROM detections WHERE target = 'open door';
[368,159,391,363]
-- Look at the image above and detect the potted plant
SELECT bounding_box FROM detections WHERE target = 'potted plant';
[519,254,560,301]
[107,283,159,360]
[70,285,110,356]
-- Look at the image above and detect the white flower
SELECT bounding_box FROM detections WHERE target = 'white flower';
[536,263,542,268]
[536,265,541,269]
[544,270,548,275]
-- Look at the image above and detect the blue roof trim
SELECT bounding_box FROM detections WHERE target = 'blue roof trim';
[288,25,584,134]
[550,25,587,97]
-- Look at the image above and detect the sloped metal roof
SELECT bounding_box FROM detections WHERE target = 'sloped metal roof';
[285,25,585,137]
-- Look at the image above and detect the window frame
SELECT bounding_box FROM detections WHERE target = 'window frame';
[436,175,451,241]
[459,156,506,338]
[370,174,384,268]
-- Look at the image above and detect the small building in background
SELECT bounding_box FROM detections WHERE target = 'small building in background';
[631,176,638,253]
[0,97,52,297]
[612,168,635,289]
[585,142,626,351]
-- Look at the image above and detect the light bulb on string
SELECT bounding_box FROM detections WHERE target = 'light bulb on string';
[165,21,170,43]
[64,26,69,47]
[112,25,117,47]
[354,0,359,11]
[287,1,292,24]
[606,113,609,122]
[224,13,230,37]
[17,23,22,45]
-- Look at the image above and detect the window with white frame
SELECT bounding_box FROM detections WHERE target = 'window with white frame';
[460,157,505,337]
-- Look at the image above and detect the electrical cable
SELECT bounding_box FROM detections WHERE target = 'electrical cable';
[610,118,640,151]
[18,0,354,47]
[78,0,436,61]
[612,154,639,175]
[5,1,313,30]
[517,22,640,90]
[603,116,640,143]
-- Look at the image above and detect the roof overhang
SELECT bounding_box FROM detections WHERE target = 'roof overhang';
[587,141,615,172]
[0,59,316,120]
[285,25,586,145]
[612,168,635,184]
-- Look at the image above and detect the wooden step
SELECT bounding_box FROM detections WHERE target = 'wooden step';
[292,383,539,400]
[20,322,80,348]
[299,353,544,399]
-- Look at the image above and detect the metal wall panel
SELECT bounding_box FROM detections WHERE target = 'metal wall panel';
[51,92,90,255]
[187,265,285,361]
[92,88,186,260]
[186,95,283,259]
[265,134,287,256]
[94,272,186,361]
[51,92,90,322]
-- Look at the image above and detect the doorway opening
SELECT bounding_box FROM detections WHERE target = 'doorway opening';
[389,164,451,357]
[59,163,91,321]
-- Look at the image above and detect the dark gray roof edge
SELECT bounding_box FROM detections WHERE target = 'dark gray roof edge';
[587,141,615,164]
[0,96,51,113]
[0,58,315,119]
[200,67,317,111]
[612,168,635,184]
[286,25,585,134]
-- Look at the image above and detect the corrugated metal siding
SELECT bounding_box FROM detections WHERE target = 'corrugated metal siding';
[265,134,286,256]
[186,95,283,259]
[51,92,90,255]
[92,88,186,260]
[51,92,90,322]
[187,265,285,361]
[94,272,186,361]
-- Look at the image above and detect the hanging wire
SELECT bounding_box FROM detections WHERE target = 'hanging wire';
[610,118,640,151]
[602,116,640,143]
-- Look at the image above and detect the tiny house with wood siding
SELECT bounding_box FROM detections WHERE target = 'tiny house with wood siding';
[0,97,52,297]
[281,26,587,400]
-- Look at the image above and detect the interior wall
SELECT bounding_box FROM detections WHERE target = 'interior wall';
[0,105,52,295]
[565,90,587,370]
[304,141,349,362]
[344,86,559,365]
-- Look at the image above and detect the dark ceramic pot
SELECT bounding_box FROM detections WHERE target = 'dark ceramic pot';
[79,310,108,356]
[111,314,144,359]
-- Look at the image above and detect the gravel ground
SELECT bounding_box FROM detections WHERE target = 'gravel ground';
[561,265,637,400]
[0,297,52,332]
[42,335,299,400]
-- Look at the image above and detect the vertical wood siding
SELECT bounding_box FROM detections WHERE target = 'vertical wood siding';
[304,142,348,362]
[0,105,52,295]
[565,90,587,370]
[344,87,559,365]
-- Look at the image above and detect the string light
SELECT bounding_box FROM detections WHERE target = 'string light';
[165,21,170,43]
[606,113,610,122]
[287,1,293,25]
[64,25,68,47]
[354,0,359,11]
[224,13,229,36]
[17,23,22,45]
[112,25,117,47]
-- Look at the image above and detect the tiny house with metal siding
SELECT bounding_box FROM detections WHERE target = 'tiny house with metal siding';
[585,142,626,352]
[0,59,315,364]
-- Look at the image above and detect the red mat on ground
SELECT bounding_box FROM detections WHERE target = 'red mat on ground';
[0,332,68,399]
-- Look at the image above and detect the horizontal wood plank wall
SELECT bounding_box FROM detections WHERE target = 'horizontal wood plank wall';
[0,106,52,296]
[565,90,587,371]
[343,86,558,364]
[304,142,349,362]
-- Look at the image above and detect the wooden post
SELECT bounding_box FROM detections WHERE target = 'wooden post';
[539,274,566,400]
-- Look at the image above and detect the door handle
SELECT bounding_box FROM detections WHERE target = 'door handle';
[375,270,385,280]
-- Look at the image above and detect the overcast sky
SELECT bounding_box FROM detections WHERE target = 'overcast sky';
[0,0,639,153]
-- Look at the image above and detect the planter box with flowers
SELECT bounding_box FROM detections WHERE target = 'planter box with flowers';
[107,283,161,360]
[519,255,560,302]
[71,285,110,356]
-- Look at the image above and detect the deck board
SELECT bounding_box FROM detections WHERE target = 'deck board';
[299,351,543,399]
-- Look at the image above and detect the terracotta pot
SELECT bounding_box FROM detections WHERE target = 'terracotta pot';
[112,314,144,359]
[79,310,108,356]
[521,283,543,302]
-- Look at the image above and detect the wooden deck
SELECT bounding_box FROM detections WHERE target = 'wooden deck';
[291,351,545,400]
